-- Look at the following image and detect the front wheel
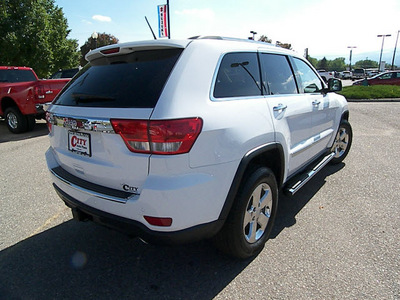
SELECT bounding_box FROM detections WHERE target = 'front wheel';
[213,167,278,259]
[330,120,352,164]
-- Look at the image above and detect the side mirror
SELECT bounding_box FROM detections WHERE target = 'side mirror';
[327,78,342,92]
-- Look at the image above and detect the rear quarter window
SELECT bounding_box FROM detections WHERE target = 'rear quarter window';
[53,49,183,108]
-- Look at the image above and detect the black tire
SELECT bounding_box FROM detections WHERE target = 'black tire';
[330,120,352,164]
[4,107,28,133]
[214,167,278,259]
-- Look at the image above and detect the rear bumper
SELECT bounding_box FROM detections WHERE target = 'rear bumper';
[53,183,224,244]
[45,146,234,243]
[46,143,237,229]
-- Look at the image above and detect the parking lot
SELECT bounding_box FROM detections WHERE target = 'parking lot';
[0,102,399,299]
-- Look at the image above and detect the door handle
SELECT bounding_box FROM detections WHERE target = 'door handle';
[312,100,321,106]
[273,104,287,111]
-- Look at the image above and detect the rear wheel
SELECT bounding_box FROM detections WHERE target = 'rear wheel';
[214,167,278,259]
[330,120,352,164]
[5,107,28,133]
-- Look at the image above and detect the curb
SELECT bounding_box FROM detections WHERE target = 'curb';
[347,98,400,102]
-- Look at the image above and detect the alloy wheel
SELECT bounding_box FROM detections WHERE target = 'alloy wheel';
[243,183,272,243]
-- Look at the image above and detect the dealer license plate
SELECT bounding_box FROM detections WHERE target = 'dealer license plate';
[68,131,91,157]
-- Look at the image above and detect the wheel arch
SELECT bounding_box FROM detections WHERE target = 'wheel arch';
[218,143,284,221]
[342,110,349,122]
[1,97,19,116]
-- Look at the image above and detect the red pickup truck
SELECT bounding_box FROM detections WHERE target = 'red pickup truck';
[0,66,70,133]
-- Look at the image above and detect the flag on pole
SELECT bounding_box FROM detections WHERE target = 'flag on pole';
[158,4,168,38]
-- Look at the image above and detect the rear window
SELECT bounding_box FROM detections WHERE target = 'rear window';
[53,49,183,108]
[0,70,37,83]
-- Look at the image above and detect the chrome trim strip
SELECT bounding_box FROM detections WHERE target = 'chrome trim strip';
[287,152,335,195]
[50,168,129,204]
[49,114,115,133]
[291,129,334,156]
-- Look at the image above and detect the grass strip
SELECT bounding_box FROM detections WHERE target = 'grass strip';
[338,85,400,99]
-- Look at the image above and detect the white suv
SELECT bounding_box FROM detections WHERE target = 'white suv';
[45,37,352,258]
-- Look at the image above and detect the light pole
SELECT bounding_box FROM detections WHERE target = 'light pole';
[167,0,171,39]
[91,31,98,49]
[391,30,399,70]
[377,34,391,71]
[347,46,357,71]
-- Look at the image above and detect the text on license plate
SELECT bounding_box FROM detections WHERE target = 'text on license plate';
[68,131,91,156]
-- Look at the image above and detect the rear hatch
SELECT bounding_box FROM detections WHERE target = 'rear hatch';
[47,43,187,195]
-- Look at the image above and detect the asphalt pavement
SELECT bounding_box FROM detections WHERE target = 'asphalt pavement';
[0,103,399,299]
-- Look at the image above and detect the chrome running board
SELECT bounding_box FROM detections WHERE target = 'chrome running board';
[285,152,335,196]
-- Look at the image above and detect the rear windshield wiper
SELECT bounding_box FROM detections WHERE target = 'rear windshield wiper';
[71,93,115,103]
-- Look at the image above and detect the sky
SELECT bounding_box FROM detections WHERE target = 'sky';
[55,0,400,65]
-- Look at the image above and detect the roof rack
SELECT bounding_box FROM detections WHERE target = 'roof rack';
[188,36,223,40]
[188,35,273,46]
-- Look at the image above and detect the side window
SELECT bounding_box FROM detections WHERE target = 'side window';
[213,52,262,98]
[380,73,392,79]
[260,53,297,95]
[292,58,323,93]
[51,71,62,79]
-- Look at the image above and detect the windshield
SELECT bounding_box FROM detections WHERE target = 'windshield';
[53,48,183,108]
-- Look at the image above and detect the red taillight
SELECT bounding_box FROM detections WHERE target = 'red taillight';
[144,216,173,227]
[111,120,150,153]
[34,85,45,99]
[111,118,203,155]
[46,112,53,132]
[100,47,120,55]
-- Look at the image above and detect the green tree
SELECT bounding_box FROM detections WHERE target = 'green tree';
[317,57,329,70]
[306,56,318,69]
[354,59,378,69]
[328,57,346,72]
[80,33,119,66]
[386,63,397,69]
[0,0,79,78]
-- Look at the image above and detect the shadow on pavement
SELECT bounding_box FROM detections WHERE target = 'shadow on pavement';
[271,162,345,239]
[0,220,253,299]
[0,160,345,299]
[0,119,48,143]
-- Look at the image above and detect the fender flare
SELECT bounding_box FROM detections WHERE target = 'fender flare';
[218,143,285,221]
